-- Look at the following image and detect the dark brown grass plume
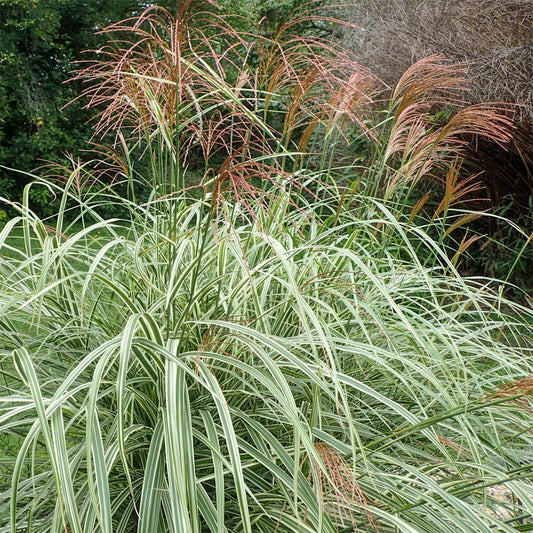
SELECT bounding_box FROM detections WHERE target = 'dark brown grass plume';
[485,376,533,413]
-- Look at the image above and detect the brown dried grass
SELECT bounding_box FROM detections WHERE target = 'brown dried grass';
[340,0,533,120]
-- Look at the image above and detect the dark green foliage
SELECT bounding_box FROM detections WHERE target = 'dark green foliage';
[0,0,177,216]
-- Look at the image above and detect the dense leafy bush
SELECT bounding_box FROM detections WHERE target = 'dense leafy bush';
[0,0,182,217]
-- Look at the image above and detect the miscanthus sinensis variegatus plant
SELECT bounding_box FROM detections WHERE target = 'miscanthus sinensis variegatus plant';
[1,2,532,532]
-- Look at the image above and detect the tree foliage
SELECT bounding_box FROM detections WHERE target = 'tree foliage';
[0,0,178,214]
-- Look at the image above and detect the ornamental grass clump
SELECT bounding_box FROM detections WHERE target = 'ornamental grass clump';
[1,3,533,532]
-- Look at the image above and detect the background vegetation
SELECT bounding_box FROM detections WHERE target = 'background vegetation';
[2,0,532,289]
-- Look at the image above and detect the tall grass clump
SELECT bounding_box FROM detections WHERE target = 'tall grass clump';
[1,3,533,532]
[338,0,533,289]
